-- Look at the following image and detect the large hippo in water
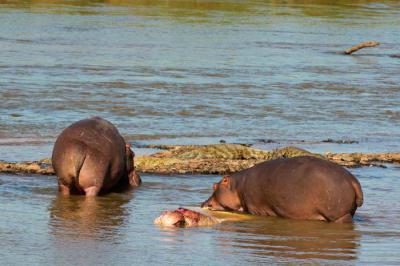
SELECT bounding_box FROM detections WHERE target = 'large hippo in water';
[52,117,141,196]
[202,156,363,223]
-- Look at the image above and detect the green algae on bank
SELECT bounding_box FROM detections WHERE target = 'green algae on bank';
[150,144,319,160]
[0,158,53,175]
[1,144,399,175]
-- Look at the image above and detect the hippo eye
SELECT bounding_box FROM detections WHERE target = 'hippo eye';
[174,220,186,227]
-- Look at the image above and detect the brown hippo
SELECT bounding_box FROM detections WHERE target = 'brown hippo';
[52,117,141,196]
[154,208,219,227]
[201,156,363,223]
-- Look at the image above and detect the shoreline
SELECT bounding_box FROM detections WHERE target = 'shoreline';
[1,144,399,176]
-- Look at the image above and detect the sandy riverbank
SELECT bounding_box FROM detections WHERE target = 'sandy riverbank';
[1,144,399,175]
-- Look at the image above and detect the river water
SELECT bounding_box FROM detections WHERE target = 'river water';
[0,0,399,265]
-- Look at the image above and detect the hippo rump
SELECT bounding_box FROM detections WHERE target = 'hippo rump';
[202,156,363,223]
[52,117,141,196]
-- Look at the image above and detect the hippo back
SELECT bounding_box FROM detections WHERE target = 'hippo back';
[233,156,362,220]
[52,117,127,192]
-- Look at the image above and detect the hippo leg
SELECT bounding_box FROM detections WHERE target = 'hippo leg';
[334,213,353,224]
[78,155,107,197]
[84,186,101,196]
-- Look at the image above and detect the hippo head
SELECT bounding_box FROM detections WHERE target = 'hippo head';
[154,208,202,227]
[154,208,218,227]
[125,144,141,187]
[154,210,186,227]
[175,208,202,226]
[201,176,242,212]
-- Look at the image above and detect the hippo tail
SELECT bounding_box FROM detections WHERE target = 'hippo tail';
[351,178,363,207]
[72,150,86,187]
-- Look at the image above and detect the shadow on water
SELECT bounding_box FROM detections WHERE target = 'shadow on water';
[216,217,360,262]
[48,192,133,241]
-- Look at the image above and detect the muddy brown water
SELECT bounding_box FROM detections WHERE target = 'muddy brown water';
[0,0,400,265]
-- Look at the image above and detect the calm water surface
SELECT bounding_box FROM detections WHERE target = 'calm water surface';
[0,0,399,265]
[0,0,399,148]
[0,166,399,265]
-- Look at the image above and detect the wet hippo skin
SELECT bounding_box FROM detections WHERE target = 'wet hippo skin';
[52,117,141,196]
[154,208,219,227]
[202,156,363,223]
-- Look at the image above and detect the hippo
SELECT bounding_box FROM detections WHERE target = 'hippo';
[154,208,219,227]
[201,156,363,223]
[52,117,141,196]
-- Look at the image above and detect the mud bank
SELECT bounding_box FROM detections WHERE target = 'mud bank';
[1,144,399,175]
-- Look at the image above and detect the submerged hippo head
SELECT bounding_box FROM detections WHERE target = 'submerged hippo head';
[154,208,218,227]
[125,144,141,187]
[154,210,186,227]
[201,176,242,212]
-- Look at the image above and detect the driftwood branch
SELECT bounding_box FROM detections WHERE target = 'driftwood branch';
[344,41,380,55]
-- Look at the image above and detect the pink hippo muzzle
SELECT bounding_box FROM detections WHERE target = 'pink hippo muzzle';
[154,208,219,227]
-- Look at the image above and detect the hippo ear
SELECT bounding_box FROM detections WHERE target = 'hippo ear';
[125,144,135,157]
[221,176,230,186]
[213,183,218,191]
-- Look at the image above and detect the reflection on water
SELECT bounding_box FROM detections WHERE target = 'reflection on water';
[0,165,400,264]
[217,218,359,262]
[1,0,397,17]
[49,193,133,240]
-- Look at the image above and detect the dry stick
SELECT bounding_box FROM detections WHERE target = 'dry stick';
[344,41,380,55]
